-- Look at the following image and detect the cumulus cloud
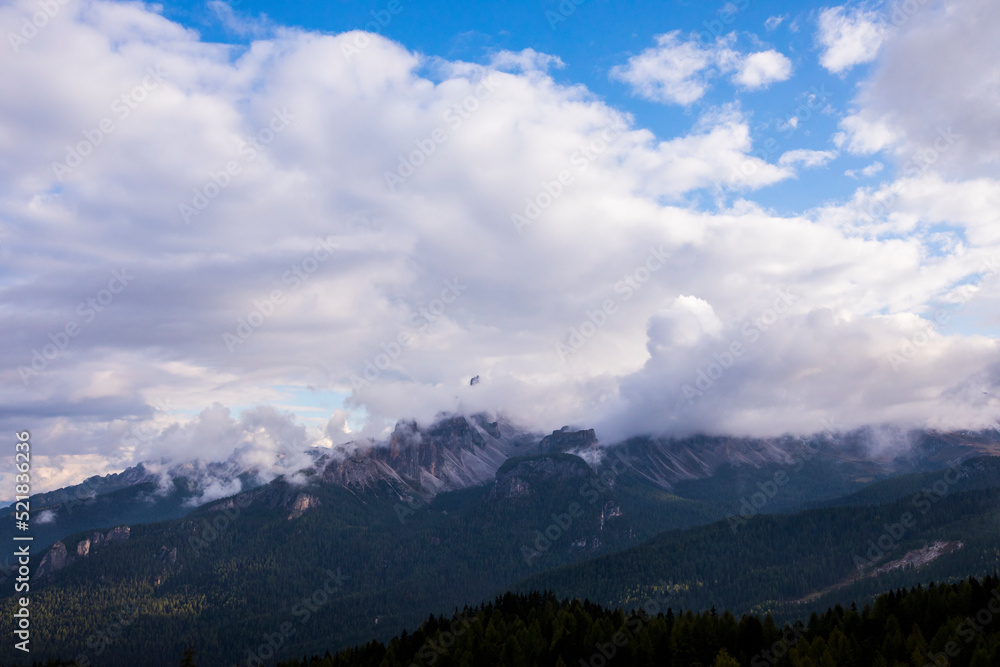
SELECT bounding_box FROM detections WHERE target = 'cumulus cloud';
[647,296,724,349]
[835,113,902,155]
[0,0,999,495]
[610,32,792,105]
[607,303,1000,442]
[816,5,889,74]
[834,0,1000,179]
[733,50,793,90]
[610,32,723,105]
[634,106,792,193]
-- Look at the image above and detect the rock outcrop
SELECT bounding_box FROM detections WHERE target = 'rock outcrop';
[288,492,320,519]
[318,413,543,499]
[36,525,131,577]
[36,541,70,577]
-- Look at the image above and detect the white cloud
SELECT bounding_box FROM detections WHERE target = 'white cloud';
[610,31,724,105]
[608,303,1000,441]
[816,5,888,73]
[834,0,1000,180]
[648,296,724,348]
[778,148,837,169]
[845,161,884,179]
[490,48,565,73]
[765,15,786,31]
[630,106,793,193]
[733,50,793,90]
[835,112,902,155]
[611,32,793,104]
[207,0,271,37]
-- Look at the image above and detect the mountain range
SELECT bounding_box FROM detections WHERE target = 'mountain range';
[2,414,1000,666]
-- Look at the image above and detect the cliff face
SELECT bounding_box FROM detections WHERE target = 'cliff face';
[36,525,131,577]
[287,492,320,520]
[540,427,598,453]
[608,434,802,490]
[319,413,543,497]
[36,541,69,577]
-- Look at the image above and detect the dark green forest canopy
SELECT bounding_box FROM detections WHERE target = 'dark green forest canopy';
[5,457,1000,666]
[280,577,1000,667]
[6,576,1000,666]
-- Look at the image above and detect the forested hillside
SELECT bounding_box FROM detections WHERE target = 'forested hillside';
[515,476,1000,622]
[277,576,1000,667]
[3,454,999,666]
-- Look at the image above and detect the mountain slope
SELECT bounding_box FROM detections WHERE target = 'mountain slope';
[513,457,1000,623]
[0,449,634,666]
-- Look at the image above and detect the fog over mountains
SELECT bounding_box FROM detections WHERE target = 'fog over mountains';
[8,410,1000,549]
[4,411,1000,665]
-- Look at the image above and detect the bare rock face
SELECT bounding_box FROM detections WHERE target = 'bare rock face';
[320,413,543,498]
[37,541,69,577]
[37,525,131,577]
[609,435,813,491]
[76,539,90,557]
[288,492,320,520]
[75,526,130,559]
[541,427,598,453]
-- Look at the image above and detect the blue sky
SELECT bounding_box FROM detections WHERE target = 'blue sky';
[166,0,866,208]
[2,0,999,494]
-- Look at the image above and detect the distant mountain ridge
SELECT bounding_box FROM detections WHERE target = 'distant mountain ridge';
[6,415,1000,554]
[316,413,541,495]
[2,414,1000,666]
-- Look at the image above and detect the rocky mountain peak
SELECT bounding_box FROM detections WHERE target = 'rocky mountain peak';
[320,413,542,497]
[489,453,595,503]
[541,426,598,453]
